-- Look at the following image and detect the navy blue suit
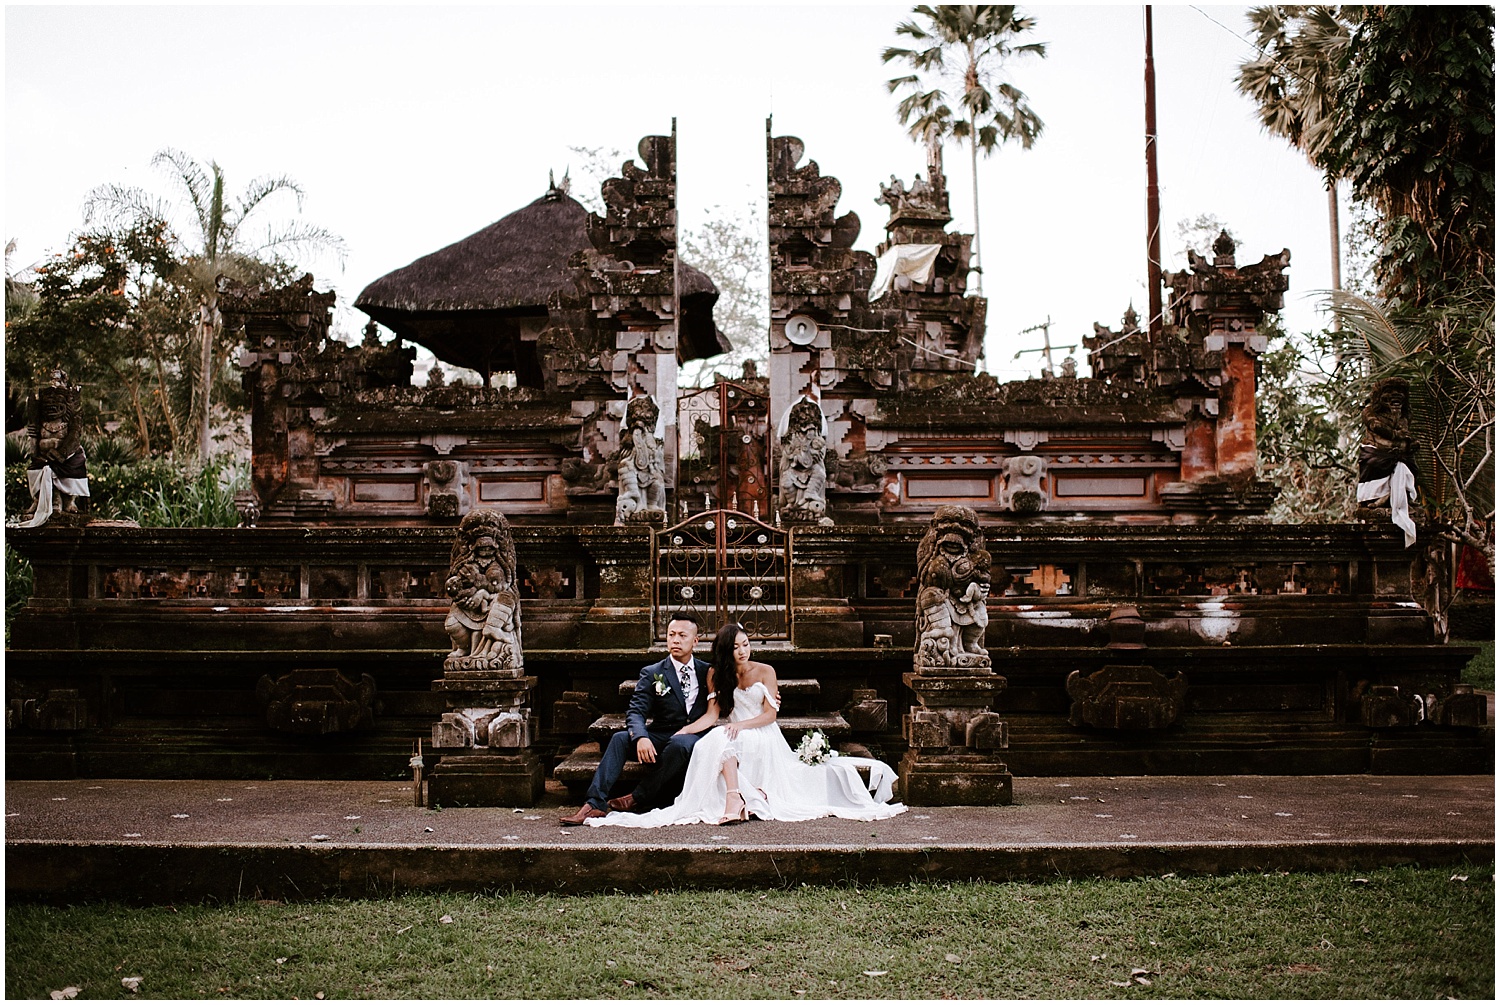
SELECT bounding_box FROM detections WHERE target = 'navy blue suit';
[585,655,713,812]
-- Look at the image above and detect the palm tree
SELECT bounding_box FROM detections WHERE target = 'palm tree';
[1236,5,1358,295]
[85,150,345,459]
[883,4,1046,296]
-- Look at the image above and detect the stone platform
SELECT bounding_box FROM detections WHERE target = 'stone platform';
[6,774,1491,904]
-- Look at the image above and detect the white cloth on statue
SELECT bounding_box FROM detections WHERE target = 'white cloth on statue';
[1357,460,1417,547]
[868,243,943,301]
[14,466,90,528]
[589,681,906,827]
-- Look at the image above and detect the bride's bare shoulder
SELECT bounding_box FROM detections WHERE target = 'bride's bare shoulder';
[751,661,778,682]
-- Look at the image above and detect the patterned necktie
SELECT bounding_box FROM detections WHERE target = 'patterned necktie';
[678,663,693,698]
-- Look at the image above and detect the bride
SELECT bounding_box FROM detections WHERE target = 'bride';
[590,623,905,827]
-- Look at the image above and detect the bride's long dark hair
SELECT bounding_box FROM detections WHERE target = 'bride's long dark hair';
[711,622,745,717]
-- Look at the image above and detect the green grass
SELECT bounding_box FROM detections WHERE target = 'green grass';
[1460,638,1495,690]
[5,867,1492,999]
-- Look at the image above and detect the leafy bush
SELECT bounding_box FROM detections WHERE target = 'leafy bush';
[6,455,247,527]
[5,543,33,645]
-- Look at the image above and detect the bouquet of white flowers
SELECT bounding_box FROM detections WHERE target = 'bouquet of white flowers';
[795,728,833,765]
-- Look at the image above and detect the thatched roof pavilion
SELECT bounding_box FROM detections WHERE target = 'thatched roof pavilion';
[355,186,729,387]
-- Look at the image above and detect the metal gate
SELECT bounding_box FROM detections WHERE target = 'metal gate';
[675,380,772,520]
[651,509,792,644]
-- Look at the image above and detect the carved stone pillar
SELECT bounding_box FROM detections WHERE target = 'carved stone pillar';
[425,508,545,806]
[899,505,1012,805]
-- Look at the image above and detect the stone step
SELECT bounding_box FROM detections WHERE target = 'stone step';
[553,737,876,792]
[586,712,849,745]
[616,677,822,699]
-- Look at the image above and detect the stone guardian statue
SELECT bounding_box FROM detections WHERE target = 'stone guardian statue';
[615,394,667,525]
[1355,377,1418,547]
[443,509,524,674]
[915,505,992,670]
[15,369,90,527]
[777,397,833,525]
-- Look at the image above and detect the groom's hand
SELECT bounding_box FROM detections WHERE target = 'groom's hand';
[636,737,658,763]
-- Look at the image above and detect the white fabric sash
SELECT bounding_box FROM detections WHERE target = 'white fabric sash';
[1357,460,1417,547]
[14,466,90,528]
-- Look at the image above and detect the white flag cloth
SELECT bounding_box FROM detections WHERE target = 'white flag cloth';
[1356,460,1417,547]
[13,466,91,528]
[868,243,943,301]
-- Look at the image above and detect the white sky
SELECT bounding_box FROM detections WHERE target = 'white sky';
[5,2,1344,380]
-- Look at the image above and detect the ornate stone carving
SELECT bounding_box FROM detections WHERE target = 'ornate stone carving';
[443,509,524,674]
[615,395,666,525]
[1356,377,1419,545]
[255,668,376,734]
[1066,666,1187,730]
[16,369,90,527]
[778,397,832,525]
[424,459,469,520]
[1000,455,1048,514]
[915,505,992,671]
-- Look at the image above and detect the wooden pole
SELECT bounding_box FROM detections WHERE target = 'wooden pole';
[1144,5,1163,342]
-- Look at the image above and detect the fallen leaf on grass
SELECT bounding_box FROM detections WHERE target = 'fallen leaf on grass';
[1450,874,1469,882]
[944,953,962,964]
[1350,877,1369,885]
[1109,980,1132,988]
[622,979,637,987]
[48,988,80,1000]
[1288,963,1323,974]
[276,957,288,965]
[395,925,413,935]
[1134,976,1152,986]
[315,994,326,1000]
[440,915,454,924]
[862,970,888,977]
[121,976,143,993]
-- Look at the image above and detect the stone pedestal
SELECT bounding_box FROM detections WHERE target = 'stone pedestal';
[426,750,546,808]
[900,669,1011,806]
[428,674,544,807]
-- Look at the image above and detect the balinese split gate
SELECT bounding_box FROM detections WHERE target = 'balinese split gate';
[6,125,1490,807]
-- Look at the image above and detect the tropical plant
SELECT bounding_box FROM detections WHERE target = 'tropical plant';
[84,149,345,458]
[1320,7,1494,307]
[1330,284,1495,574]
[1236,5,1357,291]
[5,218,196,455]
[883,4,1046,295]
[1255,320,1362,523]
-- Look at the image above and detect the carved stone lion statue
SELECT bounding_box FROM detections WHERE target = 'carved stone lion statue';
[615,395,666,525]
[915,505,992,670]
[443,508,524,673]
[778,397,833,526]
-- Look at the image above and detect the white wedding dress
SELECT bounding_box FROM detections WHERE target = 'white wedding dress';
[589,681,905,828]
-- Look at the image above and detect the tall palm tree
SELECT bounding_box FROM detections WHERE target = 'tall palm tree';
[883,4,1047,296]
[1237,5,1358,294]
[85,150,344,459]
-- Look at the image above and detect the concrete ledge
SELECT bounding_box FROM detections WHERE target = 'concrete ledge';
[8,839,1493,904]
[8,775,1491,903]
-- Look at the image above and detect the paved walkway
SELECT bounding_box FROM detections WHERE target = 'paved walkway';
[6,775,1493,902]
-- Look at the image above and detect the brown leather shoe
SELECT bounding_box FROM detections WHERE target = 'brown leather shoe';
[559,804,606,826]
[607,793,637,813]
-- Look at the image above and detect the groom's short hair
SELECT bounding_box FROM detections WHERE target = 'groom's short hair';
[666,611,700,634]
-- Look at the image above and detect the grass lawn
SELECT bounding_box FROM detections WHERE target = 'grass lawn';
[6,866,1493,999]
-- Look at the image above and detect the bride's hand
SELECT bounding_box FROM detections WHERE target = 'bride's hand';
[723,723,740,740]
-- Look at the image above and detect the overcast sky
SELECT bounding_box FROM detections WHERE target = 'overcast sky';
[6,2,1344,379]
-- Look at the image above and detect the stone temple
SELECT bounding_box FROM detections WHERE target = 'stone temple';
[7,122,1488,806]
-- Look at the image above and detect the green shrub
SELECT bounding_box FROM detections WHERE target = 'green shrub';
[5,544,34,645]
[7,455,248,528]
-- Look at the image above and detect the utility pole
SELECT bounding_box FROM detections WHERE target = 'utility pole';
[1144,5,1163,344]
[1014,317,1077,377]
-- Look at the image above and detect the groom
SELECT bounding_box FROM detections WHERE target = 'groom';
[559,611,714,825]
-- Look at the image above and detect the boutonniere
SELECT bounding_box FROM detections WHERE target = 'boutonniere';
[652,672,670,696]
